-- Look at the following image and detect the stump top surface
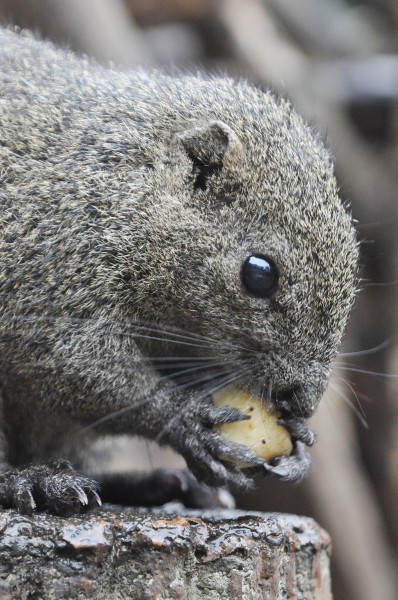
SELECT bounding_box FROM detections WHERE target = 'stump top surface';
[0,506,331,558]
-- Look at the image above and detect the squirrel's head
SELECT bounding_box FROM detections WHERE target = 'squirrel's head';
[136,81,358,419]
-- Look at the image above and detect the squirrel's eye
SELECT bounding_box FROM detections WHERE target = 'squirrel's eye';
[241,255,279,298]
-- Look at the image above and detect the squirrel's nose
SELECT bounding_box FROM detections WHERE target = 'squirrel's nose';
[275,387,298,409]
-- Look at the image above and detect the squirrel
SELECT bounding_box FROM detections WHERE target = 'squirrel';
[0,28,358,515]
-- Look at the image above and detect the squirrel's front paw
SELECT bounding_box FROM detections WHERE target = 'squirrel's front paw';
[0,459,101,516]
[160,401,264,490]
[266,441,312,483]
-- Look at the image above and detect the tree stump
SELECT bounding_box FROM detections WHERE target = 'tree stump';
[0,507,332,599]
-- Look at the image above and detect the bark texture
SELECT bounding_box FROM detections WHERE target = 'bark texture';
[0,507,332,599]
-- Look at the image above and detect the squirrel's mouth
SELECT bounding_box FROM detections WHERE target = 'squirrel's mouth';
[151,356,316,444]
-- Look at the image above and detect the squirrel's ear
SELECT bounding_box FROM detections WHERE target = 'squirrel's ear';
[174,121,244,191]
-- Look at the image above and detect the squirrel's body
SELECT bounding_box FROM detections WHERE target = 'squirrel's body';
[0,29,357,514]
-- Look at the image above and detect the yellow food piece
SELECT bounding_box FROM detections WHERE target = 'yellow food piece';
[213,387,293,464]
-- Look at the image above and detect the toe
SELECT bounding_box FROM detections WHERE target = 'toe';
[268,442,312,482]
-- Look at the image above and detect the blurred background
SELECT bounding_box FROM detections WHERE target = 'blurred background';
[1,1,397,598]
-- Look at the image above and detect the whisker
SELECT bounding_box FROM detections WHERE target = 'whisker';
[332,374,367,420]
[338,339,390,358]
[349,389,373,404]
[118,330,239,352]
[123,323,252,352]
[144,439,154,471]
[163,364,231,388]
[2,326,233,353]
[147,356,222,362]
[78,396,153,435]
[267,381,273,406]
[2,326,234,354]
[292,390,305,418]
[150,361,216,371]
[258,384,273,428]
[193,367,253,402]
[361,281,397,288]
[2,353,236,381]
[259,383,265,408]
[0,314,255,353]
[333,364,398,379]
[323,388,348,432]
[328,381,368,429]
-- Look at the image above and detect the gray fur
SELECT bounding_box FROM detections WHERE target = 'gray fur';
[0,29,358,513]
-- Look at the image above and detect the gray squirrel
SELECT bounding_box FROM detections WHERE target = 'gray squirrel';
[0,28,358,515]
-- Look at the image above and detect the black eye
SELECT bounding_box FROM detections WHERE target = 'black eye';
[241,254,279,298]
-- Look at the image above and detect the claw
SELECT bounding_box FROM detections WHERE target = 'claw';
[216,489,235,509]
[277,417,316,446]
[27,489,36,511]
[74,487,89,506]
[266,463,290,479]
[92,490,102,507]
[16,486,36,515]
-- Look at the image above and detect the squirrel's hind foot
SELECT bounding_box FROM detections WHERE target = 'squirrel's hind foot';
[0,459,101,516]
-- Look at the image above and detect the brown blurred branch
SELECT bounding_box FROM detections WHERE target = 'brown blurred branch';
[307,390,397,600]
[0,0,154,65]
[126,0,216,26]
